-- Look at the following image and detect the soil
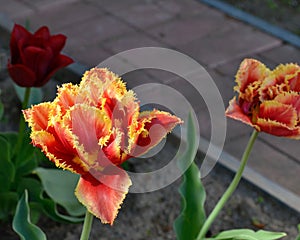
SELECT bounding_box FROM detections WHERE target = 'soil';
[221,0,300,36]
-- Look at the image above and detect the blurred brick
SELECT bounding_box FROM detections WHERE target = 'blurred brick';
[147,8,226,46]
[102,31,166,54]
[179,21,281,67]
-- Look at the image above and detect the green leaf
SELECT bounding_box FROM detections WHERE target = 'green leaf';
[35,168,85,217]
[296,224,300,240]
[0,100,4,120]
[12,190,47,240]
[41,198,84,223]
[174,113,206,240]
[213,229,287,240]
[13,84,43,107]
[17,176,83,223]
[0,135,15,192]
[0,192,18,221]
[1,132,37,176]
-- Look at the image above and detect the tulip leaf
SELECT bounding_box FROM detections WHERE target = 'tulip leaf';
[12,190,47,240]
[0,192,18,221]
[0,135,15,192]
[0,100,3,120]
[174,113,206,240]
[296,224,300,240]
[1,132,37,176]
[35,168,85,217]
[17,176,83,223]
[13,84,43,107]
[209,229,287,240]
[40,198,84,223]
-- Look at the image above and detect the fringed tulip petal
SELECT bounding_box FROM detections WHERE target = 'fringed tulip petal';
[24,67,182,224]
[75,171,132,225]
[257,118,300,139]
[258,101,297,128]
[225,97,255,127]
[23,102,53,131]
[235,59,270,102]
[69,104,111,154]
[226,58,300,138]
[131,110,183,157]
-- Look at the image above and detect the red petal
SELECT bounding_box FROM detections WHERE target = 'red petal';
[258,101,297,128]
[33,26,50,40]
[225,97,255,127]
[49,34,67,55]
[23,46,54,83]
[131,110,182,157]
[39,54,73,87]
[257,118,300,139]
[75,170,132,225]
[7,63,36,87]
[10,24,31,64]
[30,130,85,173]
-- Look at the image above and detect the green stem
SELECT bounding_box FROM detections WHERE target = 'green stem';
[14,87,31,159]
[196,130,258,240]
[80,210,94,240]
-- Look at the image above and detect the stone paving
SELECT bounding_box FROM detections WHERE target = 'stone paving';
[1,0,300,196]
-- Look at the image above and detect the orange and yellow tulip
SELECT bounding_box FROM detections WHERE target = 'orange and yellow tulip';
[23,68,182,224]
[226,58,300,138]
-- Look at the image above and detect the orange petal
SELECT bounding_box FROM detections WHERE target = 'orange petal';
[235,59,269,96]
[130,110,182,157]
[258,101,297,128]
[225,97,255,128]
[75,170,132,225]
[55,83,80,113]
[23,102,53,131]
[256,118,300,139]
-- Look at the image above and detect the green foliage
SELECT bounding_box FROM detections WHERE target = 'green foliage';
[174,113,206,240]
[0,101,3,120]
[12,190,47,240]
[208,229,286,240]
[296,224,300,240]
[35,168,85,218]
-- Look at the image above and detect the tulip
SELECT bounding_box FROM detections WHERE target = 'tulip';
[23,67,182,224]
[226,58,300,138]
[8,24,73,87]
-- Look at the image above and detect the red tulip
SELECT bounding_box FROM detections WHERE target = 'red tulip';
[8,24,73,87]
[226,58,300,138]
[23,68,182,224]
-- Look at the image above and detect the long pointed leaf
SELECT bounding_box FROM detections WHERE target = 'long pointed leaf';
[12,190,47,240]
[212,229,286,240]
[174,113,206,240]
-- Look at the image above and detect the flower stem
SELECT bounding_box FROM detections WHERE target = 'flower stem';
[14,87,31,159]
[80,210,94,240]
[196,130,258,240]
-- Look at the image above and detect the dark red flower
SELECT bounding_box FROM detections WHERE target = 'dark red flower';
[7,24,73,87]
